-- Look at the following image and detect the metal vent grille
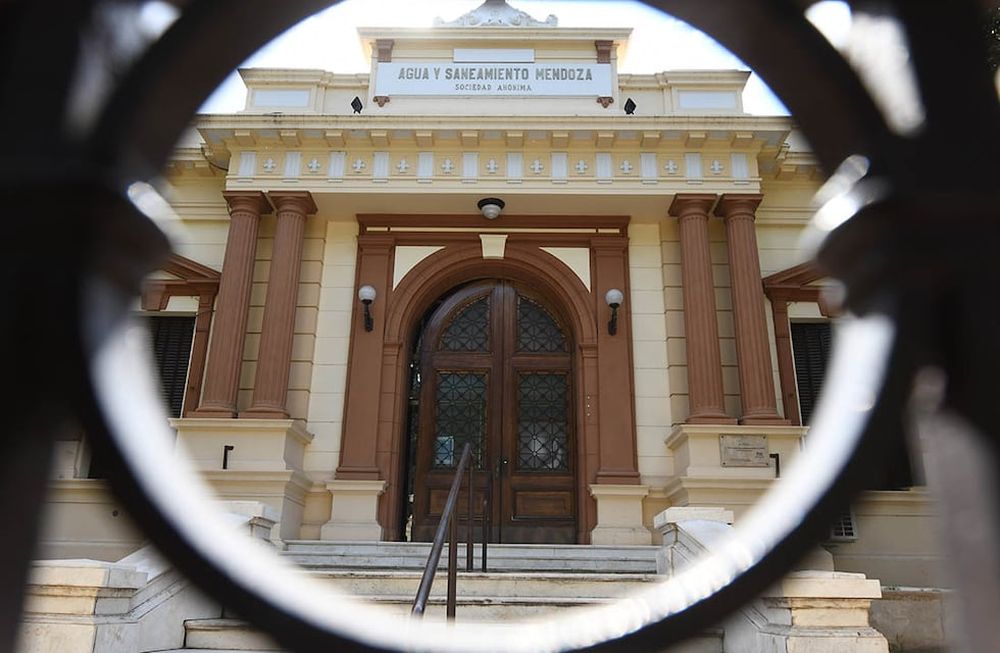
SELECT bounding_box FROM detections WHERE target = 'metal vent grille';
[829,509,858,541]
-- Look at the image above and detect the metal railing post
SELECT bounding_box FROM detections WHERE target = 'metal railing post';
[447,512,458,621]
[482,481,489,572]
[467,463,474,572]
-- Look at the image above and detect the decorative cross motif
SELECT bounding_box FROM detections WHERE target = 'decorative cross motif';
[664,160,679,174]
[575,160,589,174]
[352,158,366,173]
[710,160,724,175]
[262,158,276,172]
[485,158,499,174]
[441,158,455,174]
[307,158,321,173]
[530,159,544,174]
[396,159,410,174]
[619,160,633,174]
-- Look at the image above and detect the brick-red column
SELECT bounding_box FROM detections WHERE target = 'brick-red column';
[194,192,270,418]
[243,192,316,418]
[770,297,801,425]
[669,194,735,424]
[337,234,394,480]
[182,292,216,417]
[716,194,787,425]
[592,238,640,485]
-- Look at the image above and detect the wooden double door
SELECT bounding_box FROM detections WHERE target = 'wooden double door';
[410,280,577,544]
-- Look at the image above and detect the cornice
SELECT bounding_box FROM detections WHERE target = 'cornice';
[356,26,633,43]
[193,113,796,133]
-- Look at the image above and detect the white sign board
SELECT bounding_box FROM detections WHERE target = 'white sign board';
[374,62,612,97]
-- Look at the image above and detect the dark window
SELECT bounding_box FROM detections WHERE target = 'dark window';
[790,322,832,425]
[144,315,196,418]
[791,321,914,490]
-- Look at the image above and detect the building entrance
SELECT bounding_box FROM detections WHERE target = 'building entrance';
[407,280,577,544]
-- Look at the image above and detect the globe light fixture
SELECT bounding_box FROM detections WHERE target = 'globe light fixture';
[605,288,624,335]
[358,285,376,331]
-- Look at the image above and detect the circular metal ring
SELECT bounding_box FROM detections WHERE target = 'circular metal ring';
[72,1,920,650]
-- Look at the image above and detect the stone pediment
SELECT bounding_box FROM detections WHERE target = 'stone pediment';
[142,253,220,310]
[435,0,557,28]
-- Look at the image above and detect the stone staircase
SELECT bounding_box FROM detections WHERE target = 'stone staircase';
[162,542,723,652]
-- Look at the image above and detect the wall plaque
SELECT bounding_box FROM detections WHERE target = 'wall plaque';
[374,62,612,97]
[720,435,769,467]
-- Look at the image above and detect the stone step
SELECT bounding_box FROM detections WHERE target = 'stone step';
[178,617,722,652]
[304,569,659,600]
[282,541,660,574]
[183,619,280,651]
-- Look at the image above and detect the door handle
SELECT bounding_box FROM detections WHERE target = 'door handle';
[494,458,508,477]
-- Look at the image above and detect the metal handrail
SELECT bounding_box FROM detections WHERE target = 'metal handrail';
[411,443,488,620]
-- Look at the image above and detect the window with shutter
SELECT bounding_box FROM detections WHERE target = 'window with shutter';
[790,322,832,425]
[144,315,196,418]
[791,321,915,491]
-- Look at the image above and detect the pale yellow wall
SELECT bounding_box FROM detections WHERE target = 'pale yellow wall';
[161,177,231,269]
[829,490,945,588]
[302,220,359,481]
[37,480,144,562]
[628,223,673,487]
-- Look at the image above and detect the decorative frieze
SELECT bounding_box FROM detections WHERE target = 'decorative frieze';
[551,152,568,183]
[462,152,478,181]
[217,142,766,187]
[507,152,523,182]
[282,151,301,179]
[328,151,346,180]
[417,152,434,181]
[372,152,390,182]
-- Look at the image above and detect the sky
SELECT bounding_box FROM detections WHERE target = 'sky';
[190,0,852,115]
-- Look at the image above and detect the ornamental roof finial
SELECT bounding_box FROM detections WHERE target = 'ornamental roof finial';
[434,0,558,28]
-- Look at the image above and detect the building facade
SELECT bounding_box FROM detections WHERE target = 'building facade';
[43,0,941,590]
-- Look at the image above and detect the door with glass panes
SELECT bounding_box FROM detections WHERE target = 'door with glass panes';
[410,280,576,544]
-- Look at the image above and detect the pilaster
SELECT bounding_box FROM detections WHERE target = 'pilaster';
[244,191,317,419]
[591,237,641,484]
[336,234,395,480]
[715,194,787,425]
[321,480,387,541]
[589,484,651,544]
[195,191,271,418]
[669,194,734,424]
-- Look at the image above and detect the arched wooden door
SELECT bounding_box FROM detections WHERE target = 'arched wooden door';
[410,280,577,544]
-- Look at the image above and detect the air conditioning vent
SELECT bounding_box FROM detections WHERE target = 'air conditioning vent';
[828,509,858,541]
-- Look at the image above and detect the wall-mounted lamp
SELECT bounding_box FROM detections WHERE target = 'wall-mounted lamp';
[351,96,363,114]
[358,285,376,331]
[624,98,637,115]
[605,288,624,335]
[477,197,505,220]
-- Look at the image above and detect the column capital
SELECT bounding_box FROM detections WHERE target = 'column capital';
[222,190,272,215]
[267,191,317,215]
[715,193,763,220]
[669,193,718,218]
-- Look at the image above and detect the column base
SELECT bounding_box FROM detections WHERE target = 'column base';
[739,415,790,426]
[320,479,387,541]
[686,414,738,425]
[190,406,237,419]
[240,406,290,420]
[589,484,651,545]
